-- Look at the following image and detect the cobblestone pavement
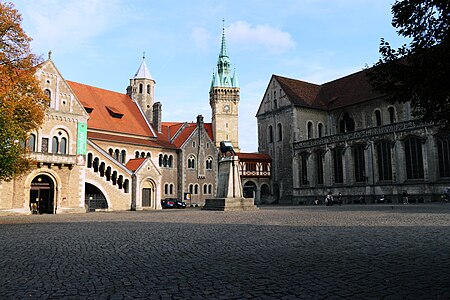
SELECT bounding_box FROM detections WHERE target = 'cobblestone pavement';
[1,204,450,299]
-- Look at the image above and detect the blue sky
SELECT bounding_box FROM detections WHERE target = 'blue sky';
[15,0,405,152]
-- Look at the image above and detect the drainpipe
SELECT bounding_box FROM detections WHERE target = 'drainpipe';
[131,174,137,211]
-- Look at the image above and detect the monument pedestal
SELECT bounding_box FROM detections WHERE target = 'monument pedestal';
[202,197,258,211]
[203,156,258,211]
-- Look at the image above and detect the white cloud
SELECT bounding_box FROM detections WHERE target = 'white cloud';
[20,0,131,54]
[191,27,211,52]
[227,21,296,54]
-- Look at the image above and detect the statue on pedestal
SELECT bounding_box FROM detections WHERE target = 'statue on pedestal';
[203,141,258,211]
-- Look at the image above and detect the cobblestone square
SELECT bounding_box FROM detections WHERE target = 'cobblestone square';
[1,204,449,299]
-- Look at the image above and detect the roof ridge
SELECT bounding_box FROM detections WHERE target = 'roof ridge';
[67,80,126,95]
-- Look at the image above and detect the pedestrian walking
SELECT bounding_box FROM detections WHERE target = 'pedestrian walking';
[359,193,366,204]
[402,190,409,204]
[314,196,320,205]
[337,192,343,205]
[325,192,333,206]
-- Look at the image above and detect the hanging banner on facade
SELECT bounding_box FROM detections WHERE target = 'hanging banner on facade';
[77,122,87,155]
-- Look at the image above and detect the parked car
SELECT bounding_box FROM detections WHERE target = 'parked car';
[161,198,175,209]
[173,199,187,209]
[162,198,186,209]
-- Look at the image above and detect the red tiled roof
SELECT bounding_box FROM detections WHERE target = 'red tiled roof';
[237,152,271,161]
[317,69,382,109]
[159,121,215,148]
[204,123,214,141]
[274,68,384,110]
[67,81,155,138]
[274,75,322,108]
[88,131,177,149]
[172,123,196,148]
[125,158,146,172]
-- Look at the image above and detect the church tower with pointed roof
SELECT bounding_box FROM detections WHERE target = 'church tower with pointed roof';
[210,22,240,151]
[127,54,156,123]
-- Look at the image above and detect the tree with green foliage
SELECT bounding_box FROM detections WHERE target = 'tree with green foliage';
[0,1,48,182]
[369,0,450,127]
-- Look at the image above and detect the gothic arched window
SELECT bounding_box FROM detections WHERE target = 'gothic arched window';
[376,141,392,181]
[388,107,396,124]
[188,156,196,169]
[339,112,355,133]
[318,123,323,138]
[27,134,36,152]
[353,144,366,182]
[375,110,382,126]
[404,136,424,179]
[277,123,282,142]
[332,147,344,183]
[52,137,59,154]
[268,126,273,143]
[307,122,313,139]
[437,136,450,178]
[60,137,67,154]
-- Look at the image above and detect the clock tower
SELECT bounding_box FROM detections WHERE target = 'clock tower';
[210,23,240,151]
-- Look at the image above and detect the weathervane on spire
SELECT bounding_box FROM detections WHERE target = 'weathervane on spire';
[143,51,146,60]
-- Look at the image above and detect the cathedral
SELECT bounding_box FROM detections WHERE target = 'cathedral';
[0,26,272,214]
[257,69,450,204]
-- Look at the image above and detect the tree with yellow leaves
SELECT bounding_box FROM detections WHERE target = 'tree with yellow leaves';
[0,1,48,182]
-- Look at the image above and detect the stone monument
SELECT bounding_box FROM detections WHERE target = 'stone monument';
[203,146,258,211]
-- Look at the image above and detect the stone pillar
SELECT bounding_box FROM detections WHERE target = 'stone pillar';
[203,156,257,211]
[216,156,243,198]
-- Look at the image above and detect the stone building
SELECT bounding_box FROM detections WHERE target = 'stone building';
[257,70,450,204]
[0,25,265,214]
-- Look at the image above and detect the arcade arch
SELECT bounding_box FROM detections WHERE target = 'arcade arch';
[29,174,56,214]
[142,179,156,208]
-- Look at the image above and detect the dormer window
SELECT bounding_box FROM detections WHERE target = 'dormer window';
[84,107,93,113]
[105,106,123,119]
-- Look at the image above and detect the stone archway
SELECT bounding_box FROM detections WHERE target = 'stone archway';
[30,174,55,214]
[243,181,257,199]
[273,184,280,204]
[85,183,108,212]
[260,184,271,204]
[142,180,156,209]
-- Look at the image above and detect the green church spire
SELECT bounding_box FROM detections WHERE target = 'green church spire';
[211,19,239,90]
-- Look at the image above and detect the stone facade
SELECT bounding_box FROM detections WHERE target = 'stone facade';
[0,59,89,214]
[257,72,450,204]
[0,37,225,214]
[0,26,274,214]
[178,116,218,206]
[210,86,240,151]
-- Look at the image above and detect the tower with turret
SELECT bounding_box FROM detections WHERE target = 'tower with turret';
[127,55,156,123]
[210,23,240,151]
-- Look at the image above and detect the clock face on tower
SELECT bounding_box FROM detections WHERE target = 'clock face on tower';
[223,105,230,113]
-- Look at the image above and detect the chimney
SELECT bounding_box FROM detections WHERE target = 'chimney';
[126,85,132,98]
[152,102,162,133]
[196,115,204,129]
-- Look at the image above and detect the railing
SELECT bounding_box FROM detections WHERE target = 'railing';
[239,161,271,178]
[294,120,431,150]
[29,152,78,165]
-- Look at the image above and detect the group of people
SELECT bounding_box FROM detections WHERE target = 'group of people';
[313,192,370,206]
[312,191,414,205]
[313,192,344,206]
